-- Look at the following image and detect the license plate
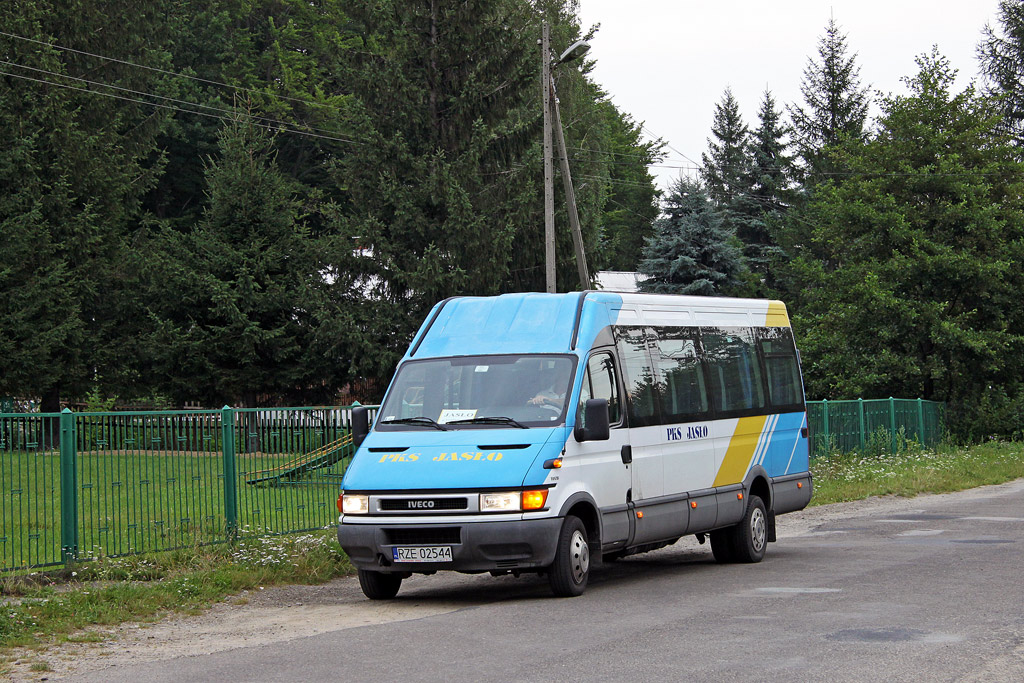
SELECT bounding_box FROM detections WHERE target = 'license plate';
[392,546,453,562]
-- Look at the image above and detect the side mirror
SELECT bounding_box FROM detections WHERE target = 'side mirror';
[351,406,369,448]
[575,398,610,442]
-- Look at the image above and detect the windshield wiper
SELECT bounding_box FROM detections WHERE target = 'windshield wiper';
[379,416,448,431]
[445,416,529,429]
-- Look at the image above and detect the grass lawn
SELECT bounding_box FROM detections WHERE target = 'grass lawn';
[1,450,350,572]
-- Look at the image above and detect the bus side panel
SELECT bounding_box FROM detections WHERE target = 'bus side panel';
[630,496,690,545]
[757,412,808,477]
[686,489,718,532]
[714,485,745,528]
[772,473,813,513]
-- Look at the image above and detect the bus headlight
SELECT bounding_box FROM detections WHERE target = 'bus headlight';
[480,492,520,511]
[341,494,369,514]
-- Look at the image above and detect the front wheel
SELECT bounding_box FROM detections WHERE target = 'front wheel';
[358,569,403,600]
[548,516,590,597]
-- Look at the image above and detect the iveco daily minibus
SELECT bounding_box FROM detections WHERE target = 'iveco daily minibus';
[337,292,812,598]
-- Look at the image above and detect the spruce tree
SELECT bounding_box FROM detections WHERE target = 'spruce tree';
[978,0,1024,147]
[333,0,546,380]
[740,90,793,287]
[701,88,750,207]
[140,119,343,407]
[638,179,744,296]
[788,18,870,179]
[0,0,173,409]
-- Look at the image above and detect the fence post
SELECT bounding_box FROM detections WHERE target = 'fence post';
[889,396,898,453]
[857,398,866,451]
[917,398,925,444]
[221,405,238,539]
[59,408,79,564]
[821,399,830,456]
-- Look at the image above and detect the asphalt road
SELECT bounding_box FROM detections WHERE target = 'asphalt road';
[67,479,1024,682]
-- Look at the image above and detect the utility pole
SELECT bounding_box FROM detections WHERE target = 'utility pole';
[549,79,590,290]
[541,21,556,293]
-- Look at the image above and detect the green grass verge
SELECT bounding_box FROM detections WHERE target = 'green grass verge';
[810,441,1024,505]
[0,529,352,655]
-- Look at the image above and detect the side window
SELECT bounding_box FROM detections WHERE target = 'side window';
[759,327,804,410]
[577,352,622,427]
[615,327,659,427]
[701,327,766,414]
[652,327,709,423]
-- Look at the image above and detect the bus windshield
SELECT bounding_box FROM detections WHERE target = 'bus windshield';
[377,355,577,429]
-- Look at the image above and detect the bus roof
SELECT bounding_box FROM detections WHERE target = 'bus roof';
[404,292,790,360]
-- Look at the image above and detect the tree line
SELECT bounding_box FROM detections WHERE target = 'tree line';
[0,0,661,411]
[639,5,1024,439]
[5,1,1024,440]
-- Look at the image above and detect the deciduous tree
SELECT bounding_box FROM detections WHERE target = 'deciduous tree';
[786,50,1024,428]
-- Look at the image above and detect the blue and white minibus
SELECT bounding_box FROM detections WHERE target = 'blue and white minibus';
[337,292,812,598]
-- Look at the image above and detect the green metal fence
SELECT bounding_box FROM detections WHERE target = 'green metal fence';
[806,398,945,458]
[0,405,375,572]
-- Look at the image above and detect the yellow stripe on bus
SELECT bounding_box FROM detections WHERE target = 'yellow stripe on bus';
[713,415,769,486]
[765,301,790,327]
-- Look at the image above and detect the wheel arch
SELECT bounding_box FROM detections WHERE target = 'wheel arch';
[557,492,602,548]
[744,465,773,511]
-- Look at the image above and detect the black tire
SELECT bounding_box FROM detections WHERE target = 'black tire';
[548,516,590,597]
[731,494,768,563]
[709,530,736,563]
[358,569,403,600]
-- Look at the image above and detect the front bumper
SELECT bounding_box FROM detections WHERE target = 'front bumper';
[337,516,563,573]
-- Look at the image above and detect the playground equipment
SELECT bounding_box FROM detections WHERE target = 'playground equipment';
[245,433,354,486]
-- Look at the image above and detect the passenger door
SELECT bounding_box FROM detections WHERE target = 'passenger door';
[614,327,664,504]
[565,351,631,547]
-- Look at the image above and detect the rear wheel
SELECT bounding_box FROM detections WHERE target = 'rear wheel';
[709,530,736,563]
[548,516,590,597]
[731,495,768,563]
[358,569,403,600]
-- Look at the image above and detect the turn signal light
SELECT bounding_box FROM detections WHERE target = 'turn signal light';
[337,493,344,514]
[797,482,803,489]
[636,510,644,519]
[737,492,744,500]
[522,489,549,510]
[691,501,698,509]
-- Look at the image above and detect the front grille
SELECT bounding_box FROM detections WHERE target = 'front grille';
[384,527,462,545]
[380,497,469,511]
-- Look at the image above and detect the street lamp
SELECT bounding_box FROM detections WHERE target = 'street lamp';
[541,23,591,293]
[558,40,591,65]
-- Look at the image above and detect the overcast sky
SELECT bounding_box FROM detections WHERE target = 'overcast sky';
[575,0,1004,192]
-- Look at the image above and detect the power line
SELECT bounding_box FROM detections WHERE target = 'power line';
[641,124,702,168]
[0,59,365,145]
[0,67,365,147]
[0,29,339,111]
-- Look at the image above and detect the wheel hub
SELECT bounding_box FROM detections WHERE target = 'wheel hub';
[570,529,589,584]
[751,507,766,552]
